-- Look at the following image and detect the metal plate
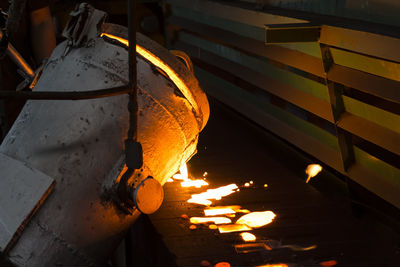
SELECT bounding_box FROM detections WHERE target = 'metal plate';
[0,153,54,253]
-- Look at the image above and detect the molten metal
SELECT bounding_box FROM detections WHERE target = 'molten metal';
[305,164,323,183]
[218,224,252,233]
[187,184,239,205]
[190,217,232,225]
[172,163,209,188]
[240,232,256,242]
[204,205,250,216]
[236,211,276,228]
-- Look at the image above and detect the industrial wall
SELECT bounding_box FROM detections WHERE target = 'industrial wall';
[163,0,400,210]
[242,0,400,28]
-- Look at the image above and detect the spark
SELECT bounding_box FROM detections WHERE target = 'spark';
[305,164,323,183]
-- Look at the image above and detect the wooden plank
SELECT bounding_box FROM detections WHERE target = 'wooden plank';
[169,16,325,78]
[328,64,400,104]
[320,25,400,63]
[176,41,334,123]
[338,112,400,156]
[0,153,55,253]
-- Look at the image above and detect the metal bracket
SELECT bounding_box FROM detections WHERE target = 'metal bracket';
[265,23,321,44]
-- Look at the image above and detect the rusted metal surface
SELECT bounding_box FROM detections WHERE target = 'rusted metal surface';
[0,21,209,267]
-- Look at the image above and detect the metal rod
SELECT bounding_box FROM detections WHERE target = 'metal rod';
[0,85,130,100]
[0,29,35,79]
[127,0,138,141]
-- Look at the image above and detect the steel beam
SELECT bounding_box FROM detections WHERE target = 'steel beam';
[265,23,321,44]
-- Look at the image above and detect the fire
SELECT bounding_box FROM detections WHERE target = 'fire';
[204,206,250,216]
[240,232,256,242]
[172,163,208,188]
[187,184,239,205]
[218,224,251,233]
[305,164,323,183]
[190,217,231,225]
[166,178,174,182]
[100,33,198,112]
[236,211,276,228]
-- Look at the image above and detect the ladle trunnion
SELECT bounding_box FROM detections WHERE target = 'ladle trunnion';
[0,3,209,266]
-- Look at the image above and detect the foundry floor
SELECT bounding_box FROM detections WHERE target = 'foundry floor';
[127,98,400,267]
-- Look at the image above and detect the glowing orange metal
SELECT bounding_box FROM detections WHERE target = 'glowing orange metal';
[236,211,276,228]
[190,217,231,225]
[187,184,239,205]
[204,205,250,216]
[305,164,322,183]
[218,224,251,233]
[240,232,256,242]
[100,33,198,112]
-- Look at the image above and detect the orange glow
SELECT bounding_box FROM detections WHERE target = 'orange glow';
[240,232,256,242]
[187,184,239,205]
[173,164,189,180]
[244,182,250,187]
[256,264,288,267]
[218,224,251,233]
[204,205,250,216]
[236,211,276,228]
[181,179,209,188]
[115,164,128,184]
[166,178,174,182]
[209,224,218,230]
[100,33,198,112]
[172,163,209,188]
[305,164,322,183]
[320,260,338,267]
[215,263,231,267]
[264,184,268,188]
[204,208,235,216]
[190,217,231,225]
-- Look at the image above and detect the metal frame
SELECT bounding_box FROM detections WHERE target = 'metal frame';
[164,0,400,208]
